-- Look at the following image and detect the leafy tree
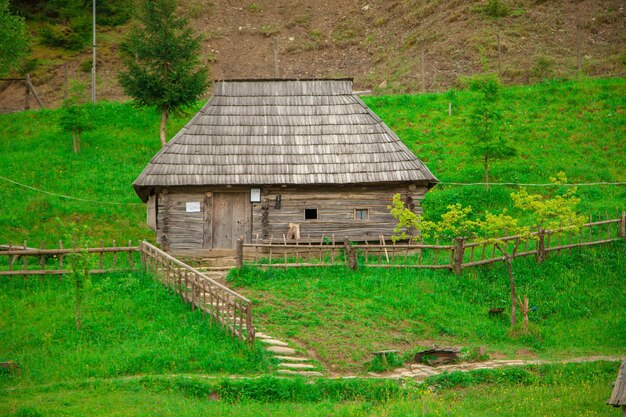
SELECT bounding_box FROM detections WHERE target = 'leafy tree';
[389,173,585,329]
[468,74,516,190]
[119,0,208,147]
[59,81,92,153]
[0,0,28,77]
[59,220,93,331]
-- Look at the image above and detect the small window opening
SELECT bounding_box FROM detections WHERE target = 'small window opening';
[355,209,369,220]
[304,208,318,220]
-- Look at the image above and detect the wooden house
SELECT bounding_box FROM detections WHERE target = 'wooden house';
[133,79,438,250]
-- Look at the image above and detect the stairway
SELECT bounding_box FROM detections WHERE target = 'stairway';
[256,332,324,377]
[158,248,324,376]
[180,253,237,284]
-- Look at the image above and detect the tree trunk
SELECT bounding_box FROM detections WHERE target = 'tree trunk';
[159,107,169,147]
[506,256,516,327]
[72,130,77,153]
[75,279,82,331]
[76,131,81,153]
[485,153,489,191]
[522,296,529,331]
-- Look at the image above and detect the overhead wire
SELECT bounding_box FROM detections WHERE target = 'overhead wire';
[0,174,142,205]
[1,174,624,206]
[439,181,626,187]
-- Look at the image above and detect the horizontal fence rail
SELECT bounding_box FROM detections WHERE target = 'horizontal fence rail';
[239,212,626,273]
[140,241,254,344]
[0,240,139,277]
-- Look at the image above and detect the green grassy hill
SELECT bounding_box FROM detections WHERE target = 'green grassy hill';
[230,242,626,372]
[0,77,624,245]
[0,272,270,387]
[0,77,624,416]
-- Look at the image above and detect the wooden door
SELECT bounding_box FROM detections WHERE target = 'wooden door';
[212,192,249,249]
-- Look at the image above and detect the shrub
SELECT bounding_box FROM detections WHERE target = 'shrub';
[532,56,554,80]
[426,367,537,389]
[39,16,90,50]
[260,24,281,38]
[368,352,404,372]
[79,58,93,73]
[216,376,403,403]
[483,0,510,18]
[245,2,261,12]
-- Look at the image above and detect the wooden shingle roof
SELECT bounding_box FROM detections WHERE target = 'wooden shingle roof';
[133,79,437,201]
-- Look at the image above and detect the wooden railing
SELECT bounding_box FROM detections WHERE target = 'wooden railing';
[140,241,254,344]
[0,240,139,277]
[239,212,626,273]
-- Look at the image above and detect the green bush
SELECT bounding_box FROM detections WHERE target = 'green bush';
[368,352,404,372]
[39,16,90,50]
[216,376,403,403]
[79,58,92,73]
[482,0,510,18]
[532,56,555,80]
[426,367,537,389]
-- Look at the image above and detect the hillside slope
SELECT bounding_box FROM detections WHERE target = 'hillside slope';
[0,78,623,244]
[1,0,624,112]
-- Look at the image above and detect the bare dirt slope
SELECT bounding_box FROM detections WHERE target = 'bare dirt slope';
[1,0,624,112]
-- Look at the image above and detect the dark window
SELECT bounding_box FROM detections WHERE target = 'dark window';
[304,208,318,220]
[355,209,369,220]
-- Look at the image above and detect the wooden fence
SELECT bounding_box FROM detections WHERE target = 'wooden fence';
[140,241,255,344]
[238,212,626,273]
[0,240,139,277]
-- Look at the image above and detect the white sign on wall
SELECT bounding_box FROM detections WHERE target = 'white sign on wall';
[250,188,261,203]
[186,202,201,213]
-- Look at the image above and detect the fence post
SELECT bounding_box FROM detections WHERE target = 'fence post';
[246,303,255,344]
[343,237,357,271]
[191,278,196,311]
[536,229,545,264]
[620,211,626,239]
[24,74,30,110]
[453,237,465,274]
[235,237,244,268]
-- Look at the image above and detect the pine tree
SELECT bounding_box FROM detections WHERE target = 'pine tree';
[0,0,28,77]
[119,0,208,147]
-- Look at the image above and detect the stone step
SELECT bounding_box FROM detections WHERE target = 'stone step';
[274,356,311,362]
[277,370,323,377]
[259,339,289,347]
[201,259,237,268]
[278,363,316,369]
[196,266,233,272]
[255,332,272,339]
[266,346,296,355]
[201,275,227,283]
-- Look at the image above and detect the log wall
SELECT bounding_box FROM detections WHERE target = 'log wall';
[152,183,427,249]
[252,184,426,241]
[156,190,205,249]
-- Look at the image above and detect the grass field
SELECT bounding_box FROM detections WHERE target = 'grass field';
[229,242,626,372]
[0,271,271,388]
[1,362,620,416]
[0,78,624,244]
[1,77,624,415]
